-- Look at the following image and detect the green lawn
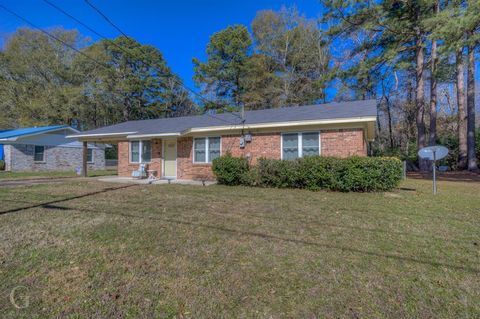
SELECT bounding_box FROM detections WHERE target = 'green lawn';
[0,169,116,180]
[0,178,478,318]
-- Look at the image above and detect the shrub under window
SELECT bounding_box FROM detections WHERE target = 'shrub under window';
[212,155,402,192]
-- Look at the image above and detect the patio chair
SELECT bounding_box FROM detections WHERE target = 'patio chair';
[132,163,147,179]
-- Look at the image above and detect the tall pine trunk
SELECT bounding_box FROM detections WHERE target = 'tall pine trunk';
[467,41,478,170]
[456,49,468,169]
[415,37,428,170]
[429,0,439,146]
[429,39,437,145]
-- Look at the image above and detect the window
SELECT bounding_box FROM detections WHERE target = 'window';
[87,149,93,163]
[141,140,152,162]
[131,141,140,162]
[194,137,221,163]
[130,140,151,163]
[282,134,299,160]
[282,132,320,160]
[34,145,45,162]
[208,137,221,162]
[302,132,320,156]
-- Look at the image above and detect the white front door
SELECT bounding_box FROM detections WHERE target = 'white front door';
[163,140,177,178]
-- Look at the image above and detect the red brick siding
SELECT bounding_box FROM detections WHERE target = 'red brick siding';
[321,129,366,157]
[221,133,281,164]
[177,137,214,180]
[117,128,366,179]
[118,139,162,177]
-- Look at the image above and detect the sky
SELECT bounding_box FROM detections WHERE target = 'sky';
[0,0,324,91]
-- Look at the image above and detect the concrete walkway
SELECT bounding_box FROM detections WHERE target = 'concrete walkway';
[97,176,217,186]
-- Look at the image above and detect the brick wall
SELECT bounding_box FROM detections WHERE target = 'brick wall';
[7,144,105,172]
[177,137,214,180]
[116,128,366,179]
[117,139,162,177]
[221,133,281,164]
[321,128,366,157]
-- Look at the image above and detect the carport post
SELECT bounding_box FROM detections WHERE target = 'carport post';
[82,141,88,177]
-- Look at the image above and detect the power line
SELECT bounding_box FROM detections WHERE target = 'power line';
[41,0,176,82]
[82,0,244,121]
[0,4,110,71]
[84,0,128,38]
[0,3,239,126]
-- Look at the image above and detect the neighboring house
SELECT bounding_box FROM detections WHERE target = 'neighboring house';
[0,125,105,172]
[68,100,377,180]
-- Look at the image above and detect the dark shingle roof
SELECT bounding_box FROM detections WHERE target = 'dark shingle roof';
[72,99,377,137]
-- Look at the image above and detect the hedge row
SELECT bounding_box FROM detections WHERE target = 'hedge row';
[212,155,402,192]
[0,160,4,171]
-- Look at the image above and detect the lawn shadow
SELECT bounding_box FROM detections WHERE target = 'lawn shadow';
[43,204,479,275]
[0,184,138,215]
[106,211,480,274]
[3,182,478,275]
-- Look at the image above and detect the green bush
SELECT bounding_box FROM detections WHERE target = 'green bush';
[212,154,250,186]
[214,155,402,192]
[0,160,4,171]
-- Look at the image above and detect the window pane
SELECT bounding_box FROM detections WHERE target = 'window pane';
[131,141,139,162]
[34,146,44,162]
[282,134,298,160]
[208,137,220,162]
[87,149,93,163]
[194,138,206,162]
[141,141,152,162]
[195,150,206,162]
[302,133,319,156]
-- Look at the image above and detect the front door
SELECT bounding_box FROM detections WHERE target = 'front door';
[163,140,177,178]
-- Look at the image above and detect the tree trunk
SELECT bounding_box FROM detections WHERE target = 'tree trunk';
[466,41,478,170]
[456,49,468,169]
[415,37,428,171]
[429,0,439,146]
[429,38,437,145]
[386,97,394,149]
[381,78,394,148]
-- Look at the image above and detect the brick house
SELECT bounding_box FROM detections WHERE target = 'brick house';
[69,100,377,180]
[0,125,105,172]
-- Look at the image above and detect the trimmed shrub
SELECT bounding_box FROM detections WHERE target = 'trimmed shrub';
[214,155,402,192]
[212,154,250,186]
[256,157,302,188]
[256,156,402,192]
[0,160,4,171]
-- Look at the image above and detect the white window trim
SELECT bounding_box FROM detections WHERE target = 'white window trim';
[281,132,321,160]
[193,137,221,164]
[129,140,152,163]
[34,145,46,163]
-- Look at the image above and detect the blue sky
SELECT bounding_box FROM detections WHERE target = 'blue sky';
[0,0,324,91]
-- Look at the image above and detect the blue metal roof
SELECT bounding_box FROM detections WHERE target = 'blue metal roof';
[0,125,69,139]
